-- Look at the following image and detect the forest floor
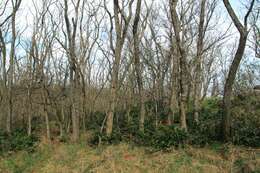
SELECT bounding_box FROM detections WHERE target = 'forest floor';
[0,135,260,173]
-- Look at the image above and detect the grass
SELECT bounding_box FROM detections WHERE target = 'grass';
[0,135,260,173]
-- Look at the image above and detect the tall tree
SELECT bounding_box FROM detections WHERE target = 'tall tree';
[132,0,146,131]
[222,0,256,141]
[170,0,188,131]
[193,0,207,123]
[63,0,82,142]
[6,0,22,134]
[105,0,134,136]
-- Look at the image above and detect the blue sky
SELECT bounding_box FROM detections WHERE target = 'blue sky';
[230,0,240,7]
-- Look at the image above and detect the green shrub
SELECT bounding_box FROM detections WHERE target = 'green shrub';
[0,128,38,154]
[85,112,106,131]
[232,120,260,147]
[189,97,222,146]
[190,96,260,147]
[189,120,221,146]
[232,111,260,147]
[90,128,122,146]
[0,131,9,153]
[90,124,188,150]
[90,95,260,149]
[10,129,38,151]
[151,125,188,150]
[231,94,260,147]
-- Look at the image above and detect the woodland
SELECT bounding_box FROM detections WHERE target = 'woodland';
[0,0,260,172]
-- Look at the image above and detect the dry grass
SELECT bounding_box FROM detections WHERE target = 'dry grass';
[0,137,259,173]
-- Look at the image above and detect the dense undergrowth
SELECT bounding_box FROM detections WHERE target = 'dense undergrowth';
[0,129,38,154]
[0,95,259,155]
[90,95,260,150]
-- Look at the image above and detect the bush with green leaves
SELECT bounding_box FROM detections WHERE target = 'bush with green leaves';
[188,97,222,146]
[85,111,106,131]
[188,95,260,147]
[90,124,188,150]
[0,131,9,153]
[90,95,259,148]
[90,128,122,146]
[232,116,260,147]
[151,125,188,150]
[0,128,38,154]
[231,94,260,147]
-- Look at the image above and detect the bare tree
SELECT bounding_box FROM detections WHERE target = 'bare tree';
[170,0,188,131]
[193,0,207,123]
[132,0,146,131]
[222,0,256,141]
[104,0,134,136]
[6,0,22,134]
[63,0,81,142]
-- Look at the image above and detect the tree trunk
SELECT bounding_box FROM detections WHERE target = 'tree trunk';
[106,58,119,136]
[222,33,248,141]
[105,43,121,136]
[43,105,51,140]
[169,43,179,125]
[170,89,178,124]
[105,38,122,136]
[27,89,32,136]
[222,0,255,141]
[170,0,188,131]
[194,0,206,123]
[132,0,145,132]
[63,0,81,142]
[41,86,51,141]
[69,66,80,142]
[7,3,18,134]
[71,86,80,142]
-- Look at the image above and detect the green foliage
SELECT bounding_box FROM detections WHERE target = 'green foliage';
[10,129,38,151]
[188,96,260,147]
[189,97,222,146]
[151,125,188,150]
[90,123,188,150]
[85,111,106,131]
[0,129,38,154]
[232,111,260,147]
[201,97,221,114]
[189,122,219,146]
[90,128,122,146]
[89,95,259,148]
[0,131,9,153]
[231,94,260,147]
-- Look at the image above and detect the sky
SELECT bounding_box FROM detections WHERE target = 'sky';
[17,0,247,33]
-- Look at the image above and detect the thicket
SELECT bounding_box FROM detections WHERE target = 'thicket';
[90,95,260,150]
[0,95,259,153]
[0,129,38,154]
